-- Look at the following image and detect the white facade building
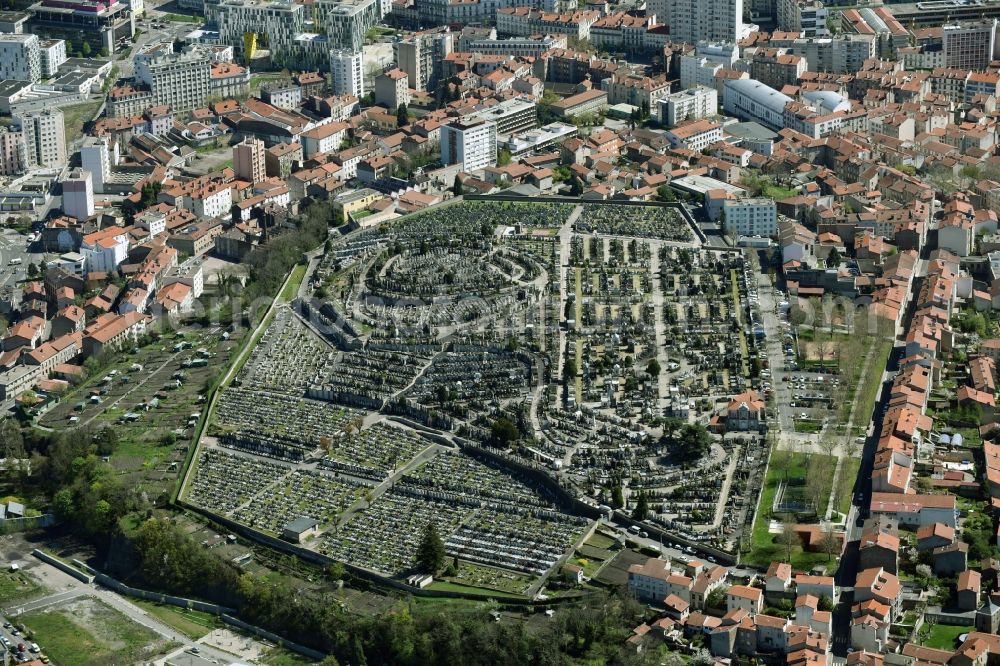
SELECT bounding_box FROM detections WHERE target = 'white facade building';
[660,85,718,126]
[0,34,40,83]
[62,169,94,220]
[330,48,364,97]
[723,78,793,130]
[38,39,66,78]
[81,137,111,195]
[723,197,777,236]
[16,108,65,168]
[441,119,498,173]
[654,0,745,44]
[135,44,212,112]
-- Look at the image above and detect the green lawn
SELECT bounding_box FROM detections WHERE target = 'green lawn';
[131,599,218,639]
[62,100,104,144]
[836,457,861,514]
[746,450,839,569]
[263,648,319,665]
[794,420,822,433]
[163,12,203,21]
[852,339,893,434]
[0,570,44,603]
[921,623,974,650]
[279,264,307,303]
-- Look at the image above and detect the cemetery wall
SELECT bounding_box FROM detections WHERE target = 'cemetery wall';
[31,548,93,584]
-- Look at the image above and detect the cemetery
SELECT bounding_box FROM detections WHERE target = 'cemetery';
[185,199,762,590]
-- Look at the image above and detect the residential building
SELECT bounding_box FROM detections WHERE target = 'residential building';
[61,169,94,220]
[0,33,40,82]
[134,44,212,113]
[301,121,349,159]
[723,197,777,237]
[665,118,723,151]
[654,0,744,44]
[16,108,65,168]
[627,558,672,602]
[777,0,828,36]
[80,136,111,194]
[679,42,738,90]
[550,89,608,117]
[395,30,453,92]
[330,48,364,97]
[942,20,998,70]
[38,39,66,78]
[441,119,497,172]
[374,69,410,109]
[0,126,26,176]
[660,85,718,126]
[233,138,267,183]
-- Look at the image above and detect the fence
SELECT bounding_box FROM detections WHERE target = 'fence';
[0,514,55,533]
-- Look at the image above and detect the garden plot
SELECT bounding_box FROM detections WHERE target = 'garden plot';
[575,204,693,241]
[232,469,362,535]
[237,308,336,394]
[213,388,360,460]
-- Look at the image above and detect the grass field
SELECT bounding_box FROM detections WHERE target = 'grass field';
[21,599,161,666]
[279,264,307,303]
[852,339,893,434]
[62,100,103,144]
[0,570,44,604]
[836,457,861,514]
[746,450,838,569]
[263,648,318,665]
[131,599,217,639]
[920,623,973,650]
[163,12,203,21]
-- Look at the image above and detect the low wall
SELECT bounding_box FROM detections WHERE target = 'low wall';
[31,549,92,584]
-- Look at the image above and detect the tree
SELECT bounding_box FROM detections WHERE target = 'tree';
[778,521,799,561]
[819,527,840,562]
[26,262,37,278]
[656,185,675,202]
[396,103,409,127]
[565,358,577,380]
[568,175,583,196]
[611,484,624,509]
[632,492,649,520]
[497,149,511,166]
[490,417,519,446]
[416,522,446,574]
[81,41,91,57]
[826,246,841,268]
[451,174,463,197]
[645,359,661,377]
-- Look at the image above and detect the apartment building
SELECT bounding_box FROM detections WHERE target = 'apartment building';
[301,121,349,158]
[654,0,744,44]
[723,197,778,236]
[394,29,453,92]
[374,69,410,109]
[942,20,998,70]
[665,118,722,151]
[601,72,671,110]
[38,39,66,78]
[679,42,738,89]
[16,108,65,168]
[777,0,828,36]
[441,119,497,173]
[467,98,537,135]
[62,169,94,220]
[0,126,26,176]
[750,49,807,90]
[234,138,267,183]
[0,33,41,82]
[135,44,212,112]
[314,0,384,51]
[330,48,365,97]
[660,85,718,126]
[496,8,601,41]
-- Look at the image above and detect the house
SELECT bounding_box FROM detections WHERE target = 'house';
[794,574,835,601]
[854,567,902,621]
[932,541,968,575]
[869,492,957,528]
[627,558,672,602]
[916,522,955,551]
[765,561,793,595]
[727,585,763,615]
[281,516,320,543]
[858,531,899,575]
[958,570,982,611]
[725,389,767,432]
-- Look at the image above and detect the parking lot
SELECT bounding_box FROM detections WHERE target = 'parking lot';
[0,230,42,290]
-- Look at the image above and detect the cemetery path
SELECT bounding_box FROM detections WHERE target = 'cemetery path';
[554,207,582,404]
[649,241,671,409]
[708,442,741,530]
[335,441,443,528]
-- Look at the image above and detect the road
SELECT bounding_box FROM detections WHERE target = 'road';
[0,230,43,290]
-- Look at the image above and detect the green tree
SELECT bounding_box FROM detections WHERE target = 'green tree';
[611,484,624,509]
[490,417,519,446]
[452,174,463,196]
[26,262,37,278]
[632,492,648,520]
[396,103,409,127]
[565,358,577,379]
[416,522,446,574]
[826,246,841,268]
[497,149,511,166]
[656,185,675,202]
[646,359,661,377]
[81,41,91,57]
[568,175,584,196]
